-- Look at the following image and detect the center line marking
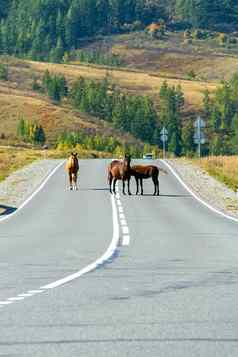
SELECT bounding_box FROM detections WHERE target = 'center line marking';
[120,219,127,226]
[122,226,129,234]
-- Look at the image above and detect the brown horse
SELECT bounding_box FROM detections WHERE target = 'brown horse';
[65,152,79,190]
[131,165,167,196]
[108,155,132,195]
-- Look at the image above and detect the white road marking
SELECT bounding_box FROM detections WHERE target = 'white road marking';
[40,194,120,290]
[0,162,123,306]
[8,297,25,301]
[161,160,238,224]
[122,235,130,246]
[0,161,65,223]
[0,301,14,305]
[118,206,124,213]
[122,226,129,235]
[119,213,125,220]
[120,219,127,226]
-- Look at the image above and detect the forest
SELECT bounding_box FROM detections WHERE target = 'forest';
[0,0,237,61]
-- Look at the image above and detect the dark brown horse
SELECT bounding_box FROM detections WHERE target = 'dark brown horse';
[108,155,132,195]
[131,165,167,196]
[65,152,79,190]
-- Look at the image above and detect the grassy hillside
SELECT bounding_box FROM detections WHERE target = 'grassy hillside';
[71,32,238,82]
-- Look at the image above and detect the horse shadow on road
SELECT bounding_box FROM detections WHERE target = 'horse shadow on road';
[0,204,17,216]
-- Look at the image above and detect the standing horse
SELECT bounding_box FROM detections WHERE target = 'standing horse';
[131,165,167,196]
[108,155,132,195]
[65,152,79,190]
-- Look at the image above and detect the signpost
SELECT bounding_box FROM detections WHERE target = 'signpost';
[194,116,206,158]
[160,127,168,159]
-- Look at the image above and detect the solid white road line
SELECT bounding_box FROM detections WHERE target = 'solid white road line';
[8,297,25,301]
[0,161,65,223]
[28,290,44,294]
[40,194,120,290]
[161,159,238,224]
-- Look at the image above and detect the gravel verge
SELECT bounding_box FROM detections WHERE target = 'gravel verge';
[168,158,238,219]
[0,159,61,214]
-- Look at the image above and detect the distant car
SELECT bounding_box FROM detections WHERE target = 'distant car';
[143,153,153,160]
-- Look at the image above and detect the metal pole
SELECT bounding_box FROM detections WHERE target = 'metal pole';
[198,119,201,158]
[163,139,165,159]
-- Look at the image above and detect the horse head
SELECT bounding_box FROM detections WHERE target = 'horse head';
[124,154,131,168]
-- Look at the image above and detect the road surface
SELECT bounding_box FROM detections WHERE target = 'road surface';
[0,159,238,357]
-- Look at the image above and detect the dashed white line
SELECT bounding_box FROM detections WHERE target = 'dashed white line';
[122,235,130,246]
[120,219,127,226]
[122,226,129,235]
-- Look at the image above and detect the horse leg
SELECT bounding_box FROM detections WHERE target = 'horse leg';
[140,178,143,195]
[69,172,73,190]
[127,177,132,195]
[157,177,160,196]
[75,173,79,190]
[122,179,126,195]
[152,176,157,195]
[135,177,139,195]
[108,172,113,194]
[113,178,117,195]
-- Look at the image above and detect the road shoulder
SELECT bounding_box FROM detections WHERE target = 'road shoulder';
[168,158,238,219]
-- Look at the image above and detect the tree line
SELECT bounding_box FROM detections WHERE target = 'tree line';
[37,70,192,156]
[0,0,237,61]
[202,74,238,155]
[17,118,46,144]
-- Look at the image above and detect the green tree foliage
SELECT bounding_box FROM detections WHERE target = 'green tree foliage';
[159,81,184,156]
[56,129,145,156]
[70,76,159,144]
[0,63,8,80]
[203,73,238,155]
[17,118,46,144]
[0,0,237,60]
[42,70,68,102]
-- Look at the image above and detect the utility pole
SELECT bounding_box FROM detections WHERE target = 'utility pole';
[194,116,206,158]
[160,127,168,159]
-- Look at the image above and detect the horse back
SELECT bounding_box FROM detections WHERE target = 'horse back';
[131,165,158,178]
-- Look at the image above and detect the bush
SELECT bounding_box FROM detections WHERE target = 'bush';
[186,70,196,80]
[0,64,8,81]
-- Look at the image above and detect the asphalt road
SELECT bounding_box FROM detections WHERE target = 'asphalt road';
[0,159,238,357]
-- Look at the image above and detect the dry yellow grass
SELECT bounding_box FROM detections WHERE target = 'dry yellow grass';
[0,85,99,141]
[0,146,45,182]
[195,156,238,191]
[26,60,218,109]
[0,146,111,183]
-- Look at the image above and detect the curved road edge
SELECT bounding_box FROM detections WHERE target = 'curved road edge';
[161,159,238,224]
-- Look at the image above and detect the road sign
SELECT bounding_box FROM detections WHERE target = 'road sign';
[160,134,168,142]
[194,116,205,128]
[194,116,206,158]
[160,127,168,135]
[160,126,168,159]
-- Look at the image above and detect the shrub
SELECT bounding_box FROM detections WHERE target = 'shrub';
[0,64,8,81]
